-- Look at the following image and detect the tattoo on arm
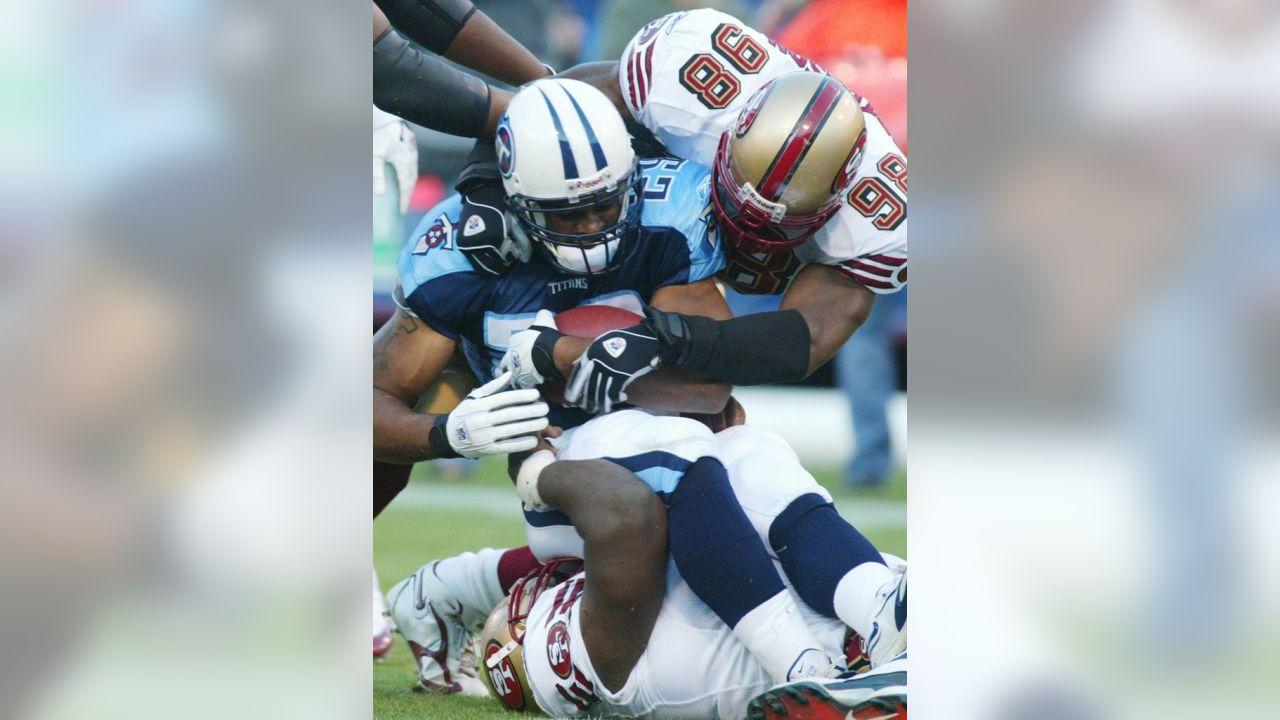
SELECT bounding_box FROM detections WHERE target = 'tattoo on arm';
[373,312,421,371]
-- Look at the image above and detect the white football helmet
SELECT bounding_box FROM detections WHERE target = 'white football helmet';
[496,78,641,275]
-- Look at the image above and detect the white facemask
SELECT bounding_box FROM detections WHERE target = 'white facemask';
[546,238,619,275]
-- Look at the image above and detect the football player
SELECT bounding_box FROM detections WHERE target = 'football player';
[373,78,730,470]
[385,408,907,718]
[484,9,906,411]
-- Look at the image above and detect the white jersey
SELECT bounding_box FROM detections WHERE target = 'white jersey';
[522,565,845,720]
[521,413,851,719]
[618,9,907,295]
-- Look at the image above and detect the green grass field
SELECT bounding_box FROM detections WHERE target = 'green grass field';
[373,458,905,720]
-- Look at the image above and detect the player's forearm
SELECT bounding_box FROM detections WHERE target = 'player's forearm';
[649,309,814,385]
[780,267,876,374]
[373,27,492,138]
[625,369,731,414]
[557,61,627,114]
[374,0,475,55]
[373,387,443,463]
[550,335,592,376]
[445,9,551,87]
[539,460,665,548]
[791,302,867,375]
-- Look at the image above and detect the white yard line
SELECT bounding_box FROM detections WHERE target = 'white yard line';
[394,482,907,530]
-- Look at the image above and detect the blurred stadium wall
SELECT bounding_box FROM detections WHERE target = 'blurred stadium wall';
[911,1,1280,719]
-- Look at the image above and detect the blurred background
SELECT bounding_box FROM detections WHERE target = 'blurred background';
[910,1,1280,719]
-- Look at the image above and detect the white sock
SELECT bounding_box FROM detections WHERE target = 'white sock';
[732,590,829,682]
[428,547,507,630]
[833,562,896,639]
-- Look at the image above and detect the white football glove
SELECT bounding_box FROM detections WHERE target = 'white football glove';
[498,309,564,389]
[431,371,549,458]
[373,107,418,215]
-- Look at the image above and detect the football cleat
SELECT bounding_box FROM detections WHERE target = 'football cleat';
[387,562,487,695]
[863,568,907,668]
[747,654,907,720]
[786,648,842,682]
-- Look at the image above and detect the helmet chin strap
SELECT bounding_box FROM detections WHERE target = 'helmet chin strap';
[485,638,522,668]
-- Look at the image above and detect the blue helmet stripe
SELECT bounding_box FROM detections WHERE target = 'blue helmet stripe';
[562,86,608,173]
[537,88,579,180]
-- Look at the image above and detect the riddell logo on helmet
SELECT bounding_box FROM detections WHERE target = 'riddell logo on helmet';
[572,175,608,191]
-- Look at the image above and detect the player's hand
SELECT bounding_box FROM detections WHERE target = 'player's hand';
[506,427,562,483]
[499,310,564,389]
[564,324,662,414]
[373,114,418,214]
[508,427,562,511]
[458,182,531,276]
[429,371,549,459]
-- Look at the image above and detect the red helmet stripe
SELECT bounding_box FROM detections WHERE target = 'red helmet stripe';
[642,44,656,104]
[627,51,642,109]
[756,78,845,201]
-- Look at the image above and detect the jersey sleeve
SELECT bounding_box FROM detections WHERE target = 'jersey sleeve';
[396,196,491,338]
[796,112,908,294]
[522,574,607,716]
[618,9,817,167]
[636,159,725,288]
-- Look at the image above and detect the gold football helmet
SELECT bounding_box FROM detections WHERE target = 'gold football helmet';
[712,71,866,253]
[477,557,582,713]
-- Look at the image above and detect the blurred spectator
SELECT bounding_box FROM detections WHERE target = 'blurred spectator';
[595,0,753,60]
[838,289,907,488]
[776,0,906,59]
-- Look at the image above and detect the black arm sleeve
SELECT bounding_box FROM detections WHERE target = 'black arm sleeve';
[373,27,491,138]
[374,0,476,55]
[648,309,812,385]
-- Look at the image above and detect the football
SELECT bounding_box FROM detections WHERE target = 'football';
[539,305,643,403]
[554,305,643,338]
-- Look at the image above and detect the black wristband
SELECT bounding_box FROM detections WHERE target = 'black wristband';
[644,307,718,368]
[531,331,564,379]
[428,413,461,459]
